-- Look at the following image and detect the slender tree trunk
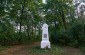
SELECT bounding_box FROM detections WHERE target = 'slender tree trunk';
[39,25,41,37]
[35,25,37,36]
[27,22,30,40]
[18,0,26,43]
[59,1,67,30]
[54,19,57,37]
[60,10,67,30]
[31,23,34,37]
[19,0,26,33]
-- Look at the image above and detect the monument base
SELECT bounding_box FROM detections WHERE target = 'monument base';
[41,41,51,49]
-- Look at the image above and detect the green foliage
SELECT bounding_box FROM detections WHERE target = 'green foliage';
[0,0,84,50]
[0,22,15,45]
[51,21,85,47]
[30,45,64,54]
[0,45,7,51]
[80,46,85,53]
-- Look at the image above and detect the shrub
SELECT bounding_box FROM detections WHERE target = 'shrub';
[50,21,85,47]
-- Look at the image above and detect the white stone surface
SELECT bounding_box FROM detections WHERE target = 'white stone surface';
[41,41,51,48]
[41,23,51,49]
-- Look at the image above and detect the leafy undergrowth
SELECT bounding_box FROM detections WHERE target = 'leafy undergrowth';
[80,46,85,54]
[0,45,8,51]
[29,45,64,55]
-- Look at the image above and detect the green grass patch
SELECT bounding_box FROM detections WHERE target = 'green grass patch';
[29,45,64,55]
[80,46,85,54]
[0,45,8,51]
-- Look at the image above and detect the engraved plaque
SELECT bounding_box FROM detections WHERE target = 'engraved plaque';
[44,34,47,38]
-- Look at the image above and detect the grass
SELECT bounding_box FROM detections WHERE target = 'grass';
[0,45,8,51]
[29,45,64,55]
[80,46,85,54]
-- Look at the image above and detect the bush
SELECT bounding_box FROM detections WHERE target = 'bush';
[50,21,85,47]
[0,22,30,45]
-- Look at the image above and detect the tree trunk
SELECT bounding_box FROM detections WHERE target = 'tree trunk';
[19,0,26,33]
[27,22,30,40]
[31,23,34,37]
[60,10,67,30]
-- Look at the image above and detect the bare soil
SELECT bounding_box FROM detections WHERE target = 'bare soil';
[0,42,84,55]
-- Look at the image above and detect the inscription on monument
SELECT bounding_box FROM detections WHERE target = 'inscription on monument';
[44,34,47,38]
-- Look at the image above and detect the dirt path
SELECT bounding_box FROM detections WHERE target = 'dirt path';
[63,46,84,55]
[0,42,84,55]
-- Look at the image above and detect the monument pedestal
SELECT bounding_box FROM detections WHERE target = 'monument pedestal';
[41,41,51,48]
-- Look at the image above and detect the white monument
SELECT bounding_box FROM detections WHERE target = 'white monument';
[41,23,51,49]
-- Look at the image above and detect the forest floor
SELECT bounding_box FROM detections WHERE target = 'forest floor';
[0,42,84,55]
